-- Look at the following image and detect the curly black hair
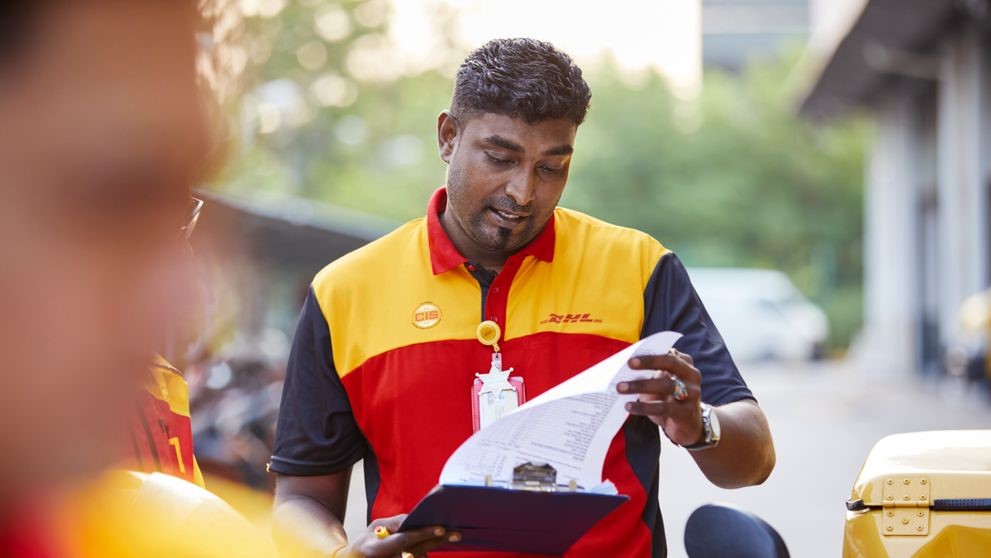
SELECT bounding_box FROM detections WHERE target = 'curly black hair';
[452,38,592,125]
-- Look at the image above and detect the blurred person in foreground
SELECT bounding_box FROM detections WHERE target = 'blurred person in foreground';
[271,39,775,558]
[0,2,272,557]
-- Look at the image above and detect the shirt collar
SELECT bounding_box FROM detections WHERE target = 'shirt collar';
[426,186,556,275]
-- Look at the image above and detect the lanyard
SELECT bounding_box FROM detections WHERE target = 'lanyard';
[476,320,503,371]
[473,319,521,432]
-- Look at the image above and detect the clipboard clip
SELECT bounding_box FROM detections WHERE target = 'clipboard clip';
[483,462,580,493]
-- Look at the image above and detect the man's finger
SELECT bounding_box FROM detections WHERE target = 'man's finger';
[370,514,408,532]
[616,375,677,397]
[403,532,462,556]
[628,353,700,382]
[375,526,446,556]
[625,400,676,417]
[670,348,694,365]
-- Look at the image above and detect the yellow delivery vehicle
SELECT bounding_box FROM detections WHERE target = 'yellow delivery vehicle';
[684,430,991,558]
[842,430,991,557]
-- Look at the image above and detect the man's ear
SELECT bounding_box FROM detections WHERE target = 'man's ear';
[437,111,460,164]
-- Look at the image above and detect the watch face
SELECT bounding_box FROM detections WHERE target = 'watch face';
[708,405,721,440]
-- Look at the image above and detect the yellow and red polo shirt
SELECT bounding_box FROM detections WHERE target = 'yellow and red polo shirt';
[270,187,754,557]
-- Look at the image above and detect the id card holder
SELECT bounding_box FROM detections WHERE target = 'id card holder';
[471,375,525,433]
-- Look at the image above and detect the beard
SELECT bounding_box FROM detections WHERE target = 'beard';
[446,168,545,256]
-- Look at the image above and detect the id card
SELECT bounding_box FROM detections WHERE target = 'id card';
[471,375,526,432]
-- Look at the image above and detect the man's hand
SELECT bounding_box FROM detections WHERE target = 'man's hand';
[617,349,703,446]
[336,514,459,558]
[616,348,776,488]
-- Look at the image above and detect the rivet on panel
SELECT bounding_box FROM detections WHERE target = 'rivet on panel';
[887,511,894,517]
[920,495,927,501]
[901,518,909,525]
[903,479,910,485]
[920,479,927,485]
[904,495,911,501]
[917,525,924,532]
[887,479,894,485]
[917,511,924,517]
[886,525,894,532]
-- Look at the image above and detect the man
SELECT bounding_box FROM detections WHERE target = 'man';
[128,210,207,489]
[271,38,775,558]
[0,1,221,555]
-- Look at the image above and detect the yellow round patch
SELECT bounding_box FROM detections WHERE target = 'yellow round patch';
[412,302,442,329]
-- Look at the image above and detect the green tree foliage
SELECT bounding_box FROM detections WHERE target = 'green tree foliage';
[223,2,867,349]
[567,61,868,349]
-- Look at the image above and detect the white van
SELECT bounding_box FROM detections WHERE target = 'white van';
[687,268,829,362]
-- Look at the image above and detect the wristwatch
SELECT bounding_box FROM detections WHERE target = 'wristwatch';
[684,403,721,452]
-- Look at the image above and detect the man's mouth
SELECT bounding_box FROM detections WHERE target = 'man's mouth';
[489,207,529,223]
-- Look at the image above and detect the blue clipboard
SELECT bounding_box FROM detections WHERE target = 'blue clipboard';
[398,484,628,555]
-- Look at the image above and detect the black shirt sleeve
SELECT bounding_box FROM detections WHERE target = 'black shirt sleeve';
[269,287,368,476]
[641,253,755,406]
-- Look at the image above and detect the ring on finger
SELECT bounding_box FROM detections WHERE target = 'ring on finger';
[671,377,688,401]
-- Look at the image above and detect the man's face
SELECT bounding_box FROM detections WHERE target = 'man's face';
[0,2,209,497]
[438,112,576,265]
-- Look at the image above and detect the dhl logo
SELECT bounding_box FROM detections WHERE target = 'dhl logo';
[539,312,602,324]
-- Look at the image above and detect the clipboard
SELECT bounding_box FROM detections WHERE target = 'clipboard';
[398,464,628,555]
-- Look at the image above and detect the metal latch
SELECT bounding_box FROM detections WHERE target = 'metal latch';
[881,476,930,536]
[483,462,581,492]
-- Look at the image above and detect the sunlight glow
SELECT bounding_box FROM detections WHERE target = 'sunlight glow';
[390,0,702,98]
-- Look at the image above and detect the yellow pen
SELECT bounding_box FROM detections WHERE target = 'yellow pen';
[374,525,390,539]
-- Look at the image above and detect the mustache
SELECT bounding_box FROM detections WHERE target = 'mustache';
[487,197,533,216]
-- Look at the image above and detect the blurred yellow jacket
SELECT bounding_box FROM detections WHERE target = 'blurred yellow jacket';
[55,470,278,558]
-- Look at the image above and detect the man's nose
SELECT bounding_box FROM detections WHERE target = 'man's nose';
[504,169,536,207]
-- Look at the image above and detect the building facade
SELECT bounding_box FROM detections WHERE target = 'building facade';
[702,0,810,71]
[801,0,991,375]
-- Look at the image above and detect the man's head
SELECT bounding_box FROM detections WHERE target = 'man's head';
[0,1,213,501]
[438,38,591,268]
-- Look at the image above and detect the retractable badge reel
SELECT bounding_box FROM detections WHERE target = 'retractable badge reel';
[472,320,526,432]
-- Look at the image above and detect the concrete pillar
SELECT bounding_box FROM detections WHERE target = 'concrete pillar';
[936,25,991,350]
[981,30,991,289]
[858,93,919,375]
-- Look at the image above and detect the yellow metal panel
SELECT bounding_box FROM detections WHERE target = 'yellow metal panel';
[850,430,991,505]
[911,525,991,557]
[845,431,991,557]
[845,510,991,557]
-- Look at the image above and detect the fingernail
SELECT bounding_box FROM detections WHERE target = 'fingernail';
[617,382,629,393]
[629,358,641,367]
[449,533,462,543]
[434,527,445,537]
[625,402,634,411]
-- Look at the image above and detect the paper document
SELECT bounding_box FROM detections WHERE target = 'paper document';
[439,331,682,490]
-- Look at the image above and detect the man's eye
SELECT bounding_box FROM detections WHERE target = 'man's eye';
[485,153,512,166]
[539,165,564,175]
